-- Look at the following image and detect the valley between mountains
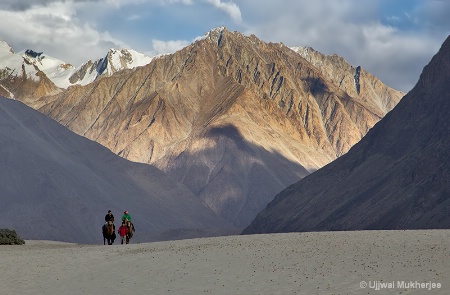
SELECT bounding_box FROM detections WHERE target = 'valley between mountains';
[1,27,404,241]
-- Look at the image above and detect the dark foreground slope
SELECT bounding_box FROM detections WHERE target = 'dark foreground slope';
[243,36,450,234]
[0,97,233,243]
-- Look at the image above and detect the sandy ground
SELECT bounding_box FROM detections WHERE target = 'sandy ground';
[1,230,448,295]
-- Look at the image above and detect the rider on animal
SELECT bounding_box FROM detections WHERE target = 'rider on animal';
[102,211,116,245]
[105,210,115,230]
[122,210,136,231]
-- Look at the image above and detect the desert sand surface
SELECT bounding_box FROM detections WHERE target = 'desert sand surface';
[1,230,448,295]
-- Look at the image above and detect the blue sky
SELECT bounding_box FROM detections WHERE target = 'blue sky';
[0,0,449,92]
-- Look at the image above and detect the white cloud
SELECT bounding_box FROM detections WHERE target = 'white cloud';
[126,14,141,21]
[0,0,57,11]
[357,23,439,92]
[1,0,447,92]
[206,0,241,23]
[236,0,445,92]
[151,39,191,55]
[158,0,241,23]
[104,0,148,8]
[0,1,127,65]
[161,0,193,4]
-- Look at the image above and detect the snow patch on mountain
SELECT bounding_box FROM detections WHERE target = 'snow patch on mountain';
[108,48,152,71]
[0,42,41,82]
[18,49,75,88]
[0,41,154,89]
[0,84,14,99]
[196,26,226,44]
[42,48,153,88]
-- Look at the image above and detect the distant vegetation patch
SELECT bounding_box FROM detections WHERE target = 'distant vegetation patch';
[0,229,25,245]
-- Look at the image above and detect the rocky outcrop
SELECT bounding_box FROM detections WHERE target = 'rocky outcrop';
[243,36,450,234]
[26,28,403,228]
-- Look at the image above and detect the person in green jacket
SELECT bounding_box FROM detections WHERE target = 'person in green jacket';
[122,210,132,222]
[122,210,136,232]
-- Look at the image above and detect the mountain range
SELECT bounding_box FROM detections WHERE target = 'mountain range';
[0,40,153,97]
[0,27,404,229]
[243,36,450,234]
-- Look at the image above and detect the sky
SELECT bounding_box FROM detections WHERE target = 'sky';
[0,0,449,92]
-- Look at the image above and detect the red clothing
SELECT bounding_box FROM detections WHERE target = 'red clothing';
[118,225,128,237]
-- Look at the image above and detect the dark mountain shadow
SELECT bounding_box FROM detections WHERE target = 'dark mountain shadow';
[165,123,312,228]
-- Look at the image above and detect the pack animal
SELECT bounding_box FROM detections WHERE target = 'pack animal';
[102,221,116,245]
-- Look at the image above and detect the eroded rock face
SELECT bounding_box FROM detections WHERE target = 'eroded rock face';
[29,28,403,227]
[293,46,402,114]
[243,36,450,234]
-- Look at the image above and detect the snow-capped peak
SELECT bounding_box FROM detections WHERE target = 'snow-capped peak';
[196,26,227,43]
[0,43,42,83]
[0,41,154,89]
[21,49,72,71]
[15,49,75,88]
[105,48,153,74]
[54,48,153,88]
[290,46,315,57]
[209,26,226,35]
[0,41,14,54]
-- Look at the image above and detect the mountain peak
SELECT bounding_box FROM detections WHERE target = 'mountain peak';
[415,35,450,94]
[199,26,227,45]
[0,41,14,54]
[210,26,227,34]
[103,47,152,75]
[0,45,61,99]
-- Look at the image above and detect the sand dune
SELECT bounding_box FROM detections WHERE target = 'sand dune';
[1,230,448,294]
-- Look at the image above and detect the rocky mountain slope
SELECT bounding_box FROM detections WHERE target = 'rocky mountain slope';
[0,96,233,243]
[243,36,450,234]
[292,46,400,114]
[22,28,403,228]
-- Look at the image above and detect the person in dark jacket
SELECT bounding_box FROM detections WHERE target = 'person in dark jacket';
[105,210,114,222]
[104,210,115,230]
